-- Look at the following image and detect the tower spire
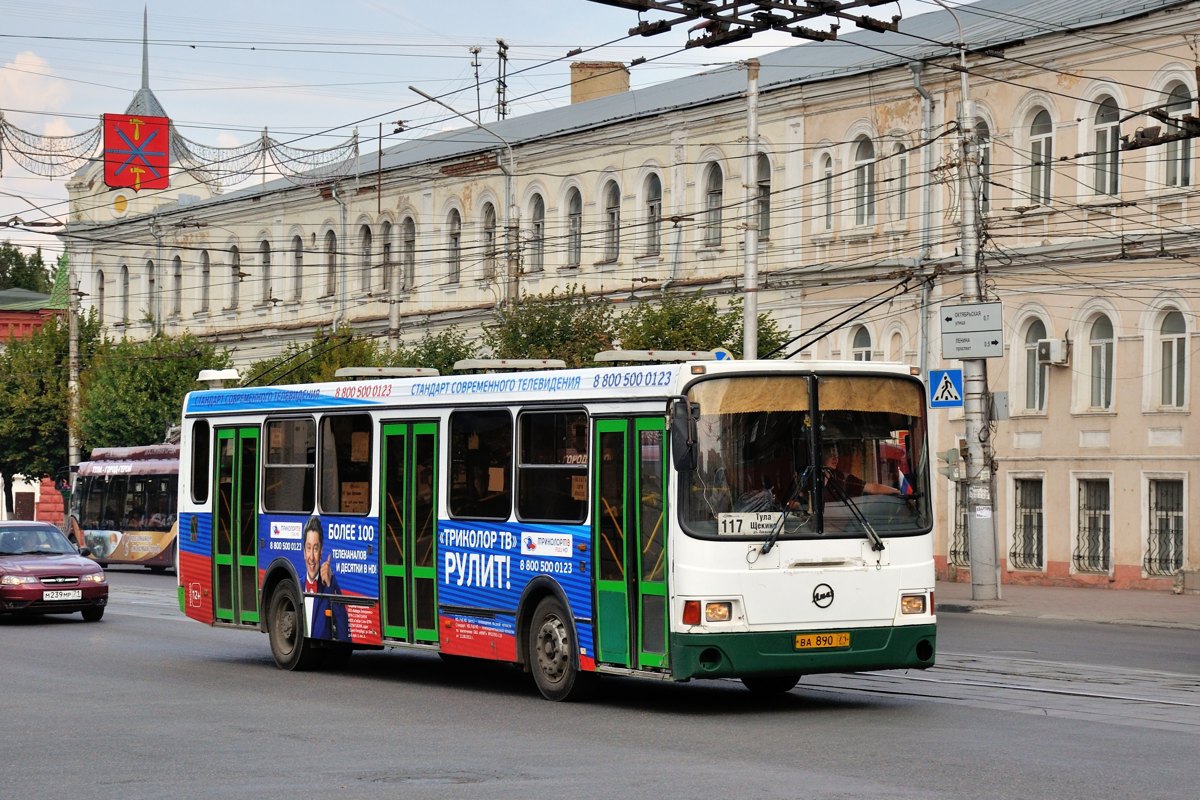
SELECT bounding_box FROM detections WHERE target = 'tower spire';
[141,6,149,90]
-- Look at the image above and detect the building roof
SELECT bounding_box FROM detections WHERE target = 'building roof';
[0,287,53,312]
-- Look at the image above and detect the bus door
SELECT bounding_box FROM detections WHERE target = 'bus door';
[213,427,260,626]
[593,417,668,670]
[379,422,439,644]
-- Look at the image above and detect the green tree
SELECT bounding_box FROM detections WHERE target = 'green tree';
[78,334,231,452]
[615,292,789,358]
[388,327,480,376]
[0,311,103,482]
[242,325,387,386]
[482,285,616,367]
[0,242,53,294]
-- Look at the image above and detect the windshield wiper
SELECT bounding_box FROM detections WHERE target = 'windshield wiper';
[759,475,809,556]
[821,468,885,552]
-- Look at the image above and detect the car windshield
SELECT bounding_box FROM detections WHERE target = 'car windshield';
[679,373,932,539]
[0,526,75,555]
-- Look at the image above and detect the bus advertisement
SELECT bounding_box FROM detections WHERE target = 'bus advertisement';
[176,357,936,700]
[69,444,179,571]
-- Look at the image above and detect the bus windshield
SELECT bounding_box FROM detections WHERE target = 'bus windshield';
[679,373,931,539]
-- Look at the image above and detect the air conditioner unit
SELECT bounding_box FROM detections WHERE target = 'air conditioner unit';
[1036,338,1069,366]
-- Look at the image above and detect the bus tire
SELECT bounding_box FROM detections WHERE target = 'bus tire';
[741,674,801,695]
[528,596,594,702]
[267,579,320,671]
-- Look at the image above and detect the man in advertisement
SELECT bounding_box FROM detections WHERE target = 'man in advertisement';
[302,516,348,640]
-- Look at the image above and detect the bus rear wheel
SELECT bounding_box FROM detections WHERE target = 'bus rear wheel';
[741,674,801,695]
[528,596,593,702]
[268,579,320,671]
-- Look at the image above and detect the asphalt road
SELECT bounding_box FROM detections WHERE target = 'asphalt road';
[2,569,1197,800]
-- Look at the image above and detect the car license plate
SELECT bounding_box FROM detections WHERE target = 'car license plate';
[43,589,82,601]
[795,632,850,650]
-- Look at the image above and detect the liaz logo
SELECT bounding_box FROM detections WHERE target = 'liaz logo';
[523,536,537,552]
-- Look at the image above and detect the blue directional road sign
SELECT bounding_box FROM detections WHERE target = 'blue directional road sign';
[929,369,964,408]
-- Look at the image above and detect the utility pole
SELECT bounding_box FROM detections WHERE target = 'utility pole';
[741,59,760,359]
[495,39,509,121]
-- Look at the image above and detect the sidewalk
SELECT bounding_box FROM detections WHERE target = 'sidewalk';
[935,579,1200,631]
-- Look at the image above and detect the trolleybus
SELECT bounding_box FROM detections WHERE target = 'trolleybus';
[176,354,936,700]
[69,443,179,571]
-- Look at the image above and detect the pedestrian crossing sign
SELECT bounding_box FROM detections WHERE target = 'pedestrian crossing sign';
[929,369,964,408]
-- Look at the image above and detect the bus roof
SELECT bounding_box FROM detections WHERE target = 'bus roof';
[78,444,181,476]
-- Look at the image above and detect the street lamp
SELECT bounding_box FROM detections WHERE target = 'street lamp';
[410,85,519,308]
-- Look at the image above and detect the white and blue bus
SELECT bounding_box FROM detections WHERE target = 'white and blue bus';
[176,354,936,700]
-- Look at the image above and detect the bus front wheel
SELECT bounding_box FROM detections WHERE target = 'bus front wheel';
[268,579,320,671]
[741,674,801,695]
[528,596,593,702]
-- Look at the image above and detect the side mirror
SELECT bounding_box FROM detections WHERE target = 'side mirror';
[669,397,698,472]
[78,546,94,558]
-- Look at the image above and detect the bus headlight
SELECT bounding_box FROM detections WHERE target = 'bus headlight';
[900,593,927,615]
[705,602,732,622]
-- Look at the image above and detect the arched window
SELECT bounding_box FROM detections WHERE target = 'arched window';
[755,153,771,240]
[976,120,992,215]
[1030,109,1053,204]
[401,217,415,290]
[644,174,662,256]
[1088,314,1114,409]
[146,259,156,323]
[359,224,372,293]
[171,255,182,317]
[199,250,211,312]
[259,240,272,305]
[853,136,875,225]
[1024,319,1048,411]
[95,269,105,323]
[481,203,497,279]
[1164,82,1193,188]
[1159,310,1187,407]
[703,162,723,246]
[447,209,461,283]
[1092,96,1120,196]
[891,143,908,221]
[566,188,582,267]
[120,264,130,324]
[324,231,337,297]
[292,236,304,302]
[851,326,872,361]
[528,194,545,273]
[819,154,834,231]
[379,220,393,295]
[602,180,620,262]
[227,246,240,310]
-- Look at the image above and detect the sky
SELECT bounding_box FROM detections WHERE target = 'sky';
[0,0,929,263]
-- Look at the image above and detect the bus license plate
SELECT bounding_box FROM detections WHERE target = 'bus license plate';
[43,589,82,601]
[795,632,850,650]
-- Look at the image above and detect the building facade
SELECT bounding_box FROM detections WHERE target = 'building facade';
[60,0,1199,590]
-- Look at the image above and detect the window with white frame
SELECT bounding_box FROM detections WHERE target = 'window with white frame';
[481,203,497,280]
[892,142,908,221]
[602,180,620,262]
[755,153,771,240]
[1029,109,1053,204]
[359,224,372,293]
[703,161,723,246]
[200,250,210,312]
[227,246,240,310]
[1023,319,1048,411]
[851,326,872,361]
[528,194,544,272]
[566,188,582,267]
[401,217,415,290]
[120,264,130,324]
[324,231,337,297]
[292,236,304,301]
[259,240,272,304]
[379,220,393,294]
[1164,82,1193,188]
[1159,310,1186,407]
[95,269,105,322]
[853,136,875,225]
[447,209,461,283]
[1089,314,1114,410]
[1010,477,1044,570]
[644,174,662,256]
[1146,478,1184,576]
[146,260,156,322]
[820,153,834,232]
[976,120,992,215]
[1092,96,1120,196]
[1075,478,1111,573]
[171,255,182,317]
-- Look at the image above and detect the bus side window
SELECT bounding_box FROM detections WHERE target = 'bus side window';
[449,410,512,520]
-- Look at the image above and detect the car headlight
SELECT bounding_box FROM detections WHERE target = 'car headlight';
[1,574,39,585]
[80,572,106,584]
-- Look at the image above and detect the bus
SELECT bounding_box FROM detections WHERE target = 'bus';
[69,444,179,571]
[176,355,936,700]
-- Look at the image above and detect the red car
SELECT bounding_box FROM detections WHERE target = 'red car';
[0,521,108,621]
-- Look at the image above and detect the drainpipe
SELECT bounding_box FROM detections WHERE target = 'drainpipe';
[909,62,935,377]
